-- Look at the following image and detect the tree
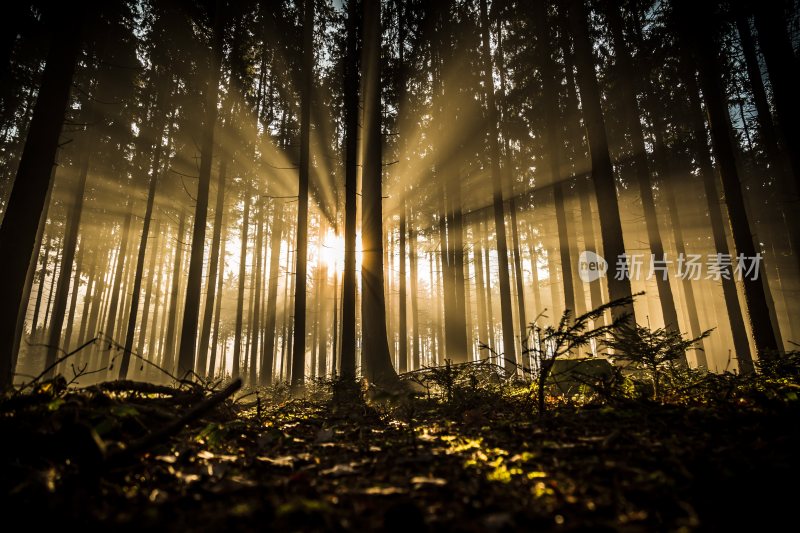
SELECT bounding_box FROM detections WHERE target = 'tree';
[360,0,397,385]
[291,0,315,390]
[0,5,85,389]
[339,0,361,382]
[177,4,225,377]
[566,0,635,324]
[479,0,517,373]
[676,0,779,365]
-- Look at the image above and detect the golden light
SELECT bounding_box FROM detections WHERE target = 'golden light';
[318,229,346,272]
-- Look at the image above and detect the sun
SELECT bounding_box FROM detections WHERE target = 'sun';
[318,229,345,271]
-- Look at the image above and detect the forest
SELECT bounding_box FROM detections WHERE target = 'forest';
[1,0,799,530]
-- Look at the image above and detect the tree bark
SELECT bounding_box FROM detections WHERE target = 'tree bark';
[198,158,228,376]
[679,0,779,365]
[0,5,84,389]
[361,0,397,385]
[339,0,360,381]
[233,186,250,379]
[567,0,635,323]
[479,0,517,372]
[291,0,314,389]
[177,5,224,377]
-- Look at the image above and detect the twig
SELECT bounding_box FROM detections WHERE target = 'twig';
[18,337,99,393]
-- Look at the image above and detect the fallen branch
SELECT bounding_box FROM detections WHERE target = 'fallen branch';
[87,380,198,397]
[107,378,242,464]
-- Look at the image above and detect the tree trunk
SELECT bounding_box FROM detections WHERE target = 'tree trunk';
[208,227,227,380]
[248,199,265,387]
[679,1,779,365]
[409,219,421,370]
[753,3,800,191]
[177,6,224,377]
[162,210,186,375]
[606,3,681,336]
[101,207,133,373]
[479,0,517,372]
[291,0,315,389]
[261,205,283,385]
[119,117,165,379]
[13,179,53,371]
[361,0,397,385]
[198,158,228,376]
[339,0,361,382]
[0,6,84,388]
[566,0,634,323]
[232,185,250,380]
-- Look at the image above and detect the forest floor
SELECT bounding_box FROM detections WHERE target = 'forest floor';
[2,372,800,531]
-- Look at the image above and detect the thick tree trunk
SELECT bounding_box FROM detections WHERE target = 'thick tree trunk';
[361,0,397,385]
[0,6,84,389]
[753,3,800,191]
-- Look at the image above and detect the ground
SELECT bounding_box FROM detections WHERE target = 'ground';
[2,373,800,531]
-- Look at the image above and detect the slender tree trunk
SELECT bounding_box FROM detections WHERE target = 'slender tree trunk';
[291,0,315,389]
[32,236,53,337]
[141,224,164,377]
[177,6,224,377]
[78,241,99,349]
[209,227,227,380]
[479,0,517,372]
[198,158,228,376]
[340,0,360,382]
[753,3,800,191]
[606,3,680,335]
[249,199,265,387]
[261,206,283,385]
[474,225,490,350]
[482,221,496,354]
[680,1,779,365]
[101,207,133,373]
[119,118,165,378]
[163,210,186,375]
[232,186,250,379]
[62,238,84,353]
[559,18,603,318]
[409,220,421,370]
[567,0,634,323]
[0,6,84,388]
